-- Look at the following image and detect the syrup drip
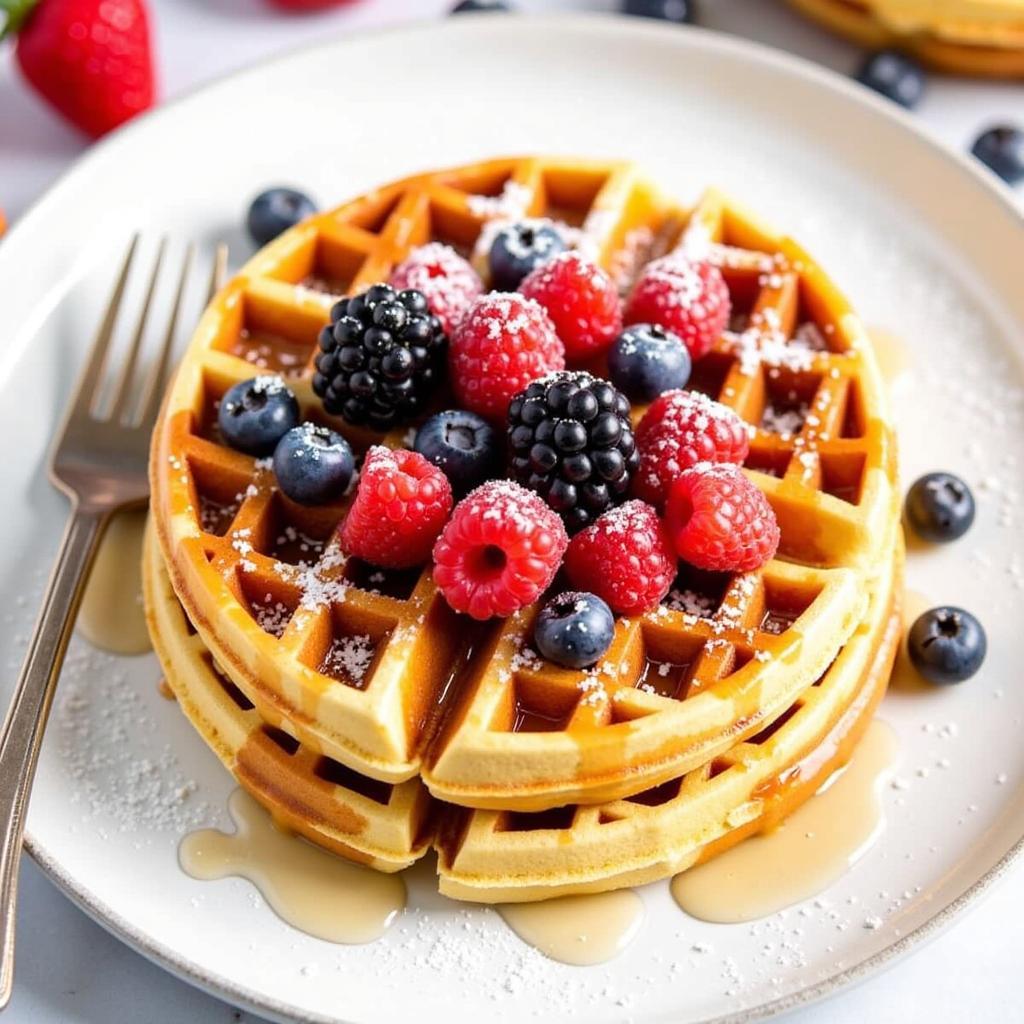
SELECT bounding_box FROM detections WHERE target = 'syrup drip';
[671,720,897,923]
[498,890,644,966]
[179,789,405,944]
[889,588,934,692]
[77,507,151,655]
[869,328,913,387]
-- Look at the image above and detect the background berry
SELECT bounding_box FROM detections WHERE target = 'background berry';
[908,607,987,685]
[488,221,566,290]
[905,472,975,543]
[607,323,691,402]
[388,243,483,336]
[414,409,500,495]
[218,375,300,456]
[247,187,317,247]
[273,423,354,506]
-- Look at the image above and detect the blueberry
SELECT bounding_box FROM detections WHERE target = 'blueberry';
[908,607,986,685]
[218,376,300,456]
[272,423,354,506]
[451,0,511,10]
[855,50,925,108]
[246,188,317,247]
[622,0,695,24]
[414,409,499,495]
[534,592,615,670]
[971,125,1024,185]
[608,323,691,402]
[905,472,975,543]
[488,221,566,291]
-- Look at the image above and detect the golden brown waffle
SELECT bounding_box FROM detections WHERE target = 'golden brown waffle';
[437,538,901,902]
[788,0,1024,77]
[149,158,898,811]
[143,522,432,872]
[144,519,900,900]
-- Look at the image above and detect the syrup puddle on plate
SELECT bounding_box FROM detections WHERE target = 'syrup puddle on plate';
[77,506,151,656]
[498,890,644,966]
[869,328,913,387]
[180,789,405,944]
[671,720,898,924]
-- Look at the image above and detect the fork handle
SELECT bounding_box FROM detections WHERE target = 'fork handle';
[0,506,105,1008]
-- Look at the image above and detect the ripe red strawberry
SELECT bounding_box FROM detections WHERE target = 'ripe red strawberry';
[2,0,156,139]
[666,464,780,572]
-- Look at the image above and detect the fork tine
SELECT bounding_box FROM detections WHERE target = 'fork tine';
[208,242,229,302]
[136,245,195,427]
[110,238,166,422]
[68,236,138,419]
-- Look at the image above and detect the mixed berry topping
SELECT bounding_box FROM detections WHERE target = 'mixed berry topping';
[665,464,780,572]
[341,447,453,569]
[533,592,616,670]
[432,481,568,620]
[519,251,623,360]
[218,375,300,456]
[388,243,483,336]
[908,607,986,685]
[632,389,749,508]
[506,371,640,533]
[313,284,447,431]
[246,188,317,247]
[608,322,691,402]
[625,255,731,361]
[904,472,975,543]
[272,423,354,506]
[450,292,565,422]
[414,409,501,496]
[855,50,925,109]
[564,500,676,615]
[488,220,566,290]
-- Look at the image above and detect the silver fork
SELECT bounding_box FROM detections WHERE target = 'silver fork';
[0,237,227,1008]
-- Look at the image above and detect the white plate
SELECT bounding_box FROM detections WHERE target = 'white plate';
[2,13,1023,1024]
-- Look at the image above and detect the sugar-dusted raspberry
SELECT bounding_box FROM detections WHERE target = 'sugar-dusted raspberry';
[388,243,483,336]
[340,446,453,569]
[520,251,623,360]
[625,255,730,360]
[632,389,749,508]
[666,464,779,572]
[449,293,565,423]
[564,500,676,615]
[432,480,568,620]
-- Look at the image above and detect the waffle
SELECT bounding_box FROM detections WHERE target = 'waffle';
[143,521,432,872]
[788,0,1024,77]
[149,157,898,811]
[144,519,900,899]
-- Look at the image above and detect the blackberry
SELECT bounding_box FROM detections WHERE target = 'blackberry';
[313,284,446,431]
[507,371,640,533]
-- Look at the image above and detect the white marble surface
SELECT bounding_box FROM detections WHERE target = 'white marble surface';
[2,0,1023,1021]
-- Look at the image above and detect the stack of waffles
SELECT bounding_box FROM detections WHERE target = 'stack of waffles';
[788,0,1024,77]
[144,157,902,901]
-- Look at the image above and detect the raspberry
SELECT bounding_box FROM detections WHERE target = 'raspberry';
[625,255,730,360]
[564,500,676,615]
[432,481,568,620]
[632,389,749,508]
[449,293,565,423]
[665,465,780,572]
[520,251,623,360]
[340,446,453,569]
[388,243,483,336]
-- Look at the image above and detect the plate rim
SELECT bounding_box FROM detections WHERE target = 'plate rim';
[9,11,1024,1024]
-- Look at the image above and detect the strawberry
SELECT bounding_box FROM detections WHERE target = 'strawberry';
[1,0,155,139]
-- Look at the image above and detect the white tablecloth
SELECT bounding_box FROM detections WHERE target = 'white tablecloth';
[2,1,1022,1020]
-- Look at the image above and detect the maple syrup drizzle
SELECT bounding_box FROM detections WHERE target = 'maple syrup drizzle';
[77,507,151,655]
[498,890,644,966]
[179,789,405,944]
[671,720,897,923]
